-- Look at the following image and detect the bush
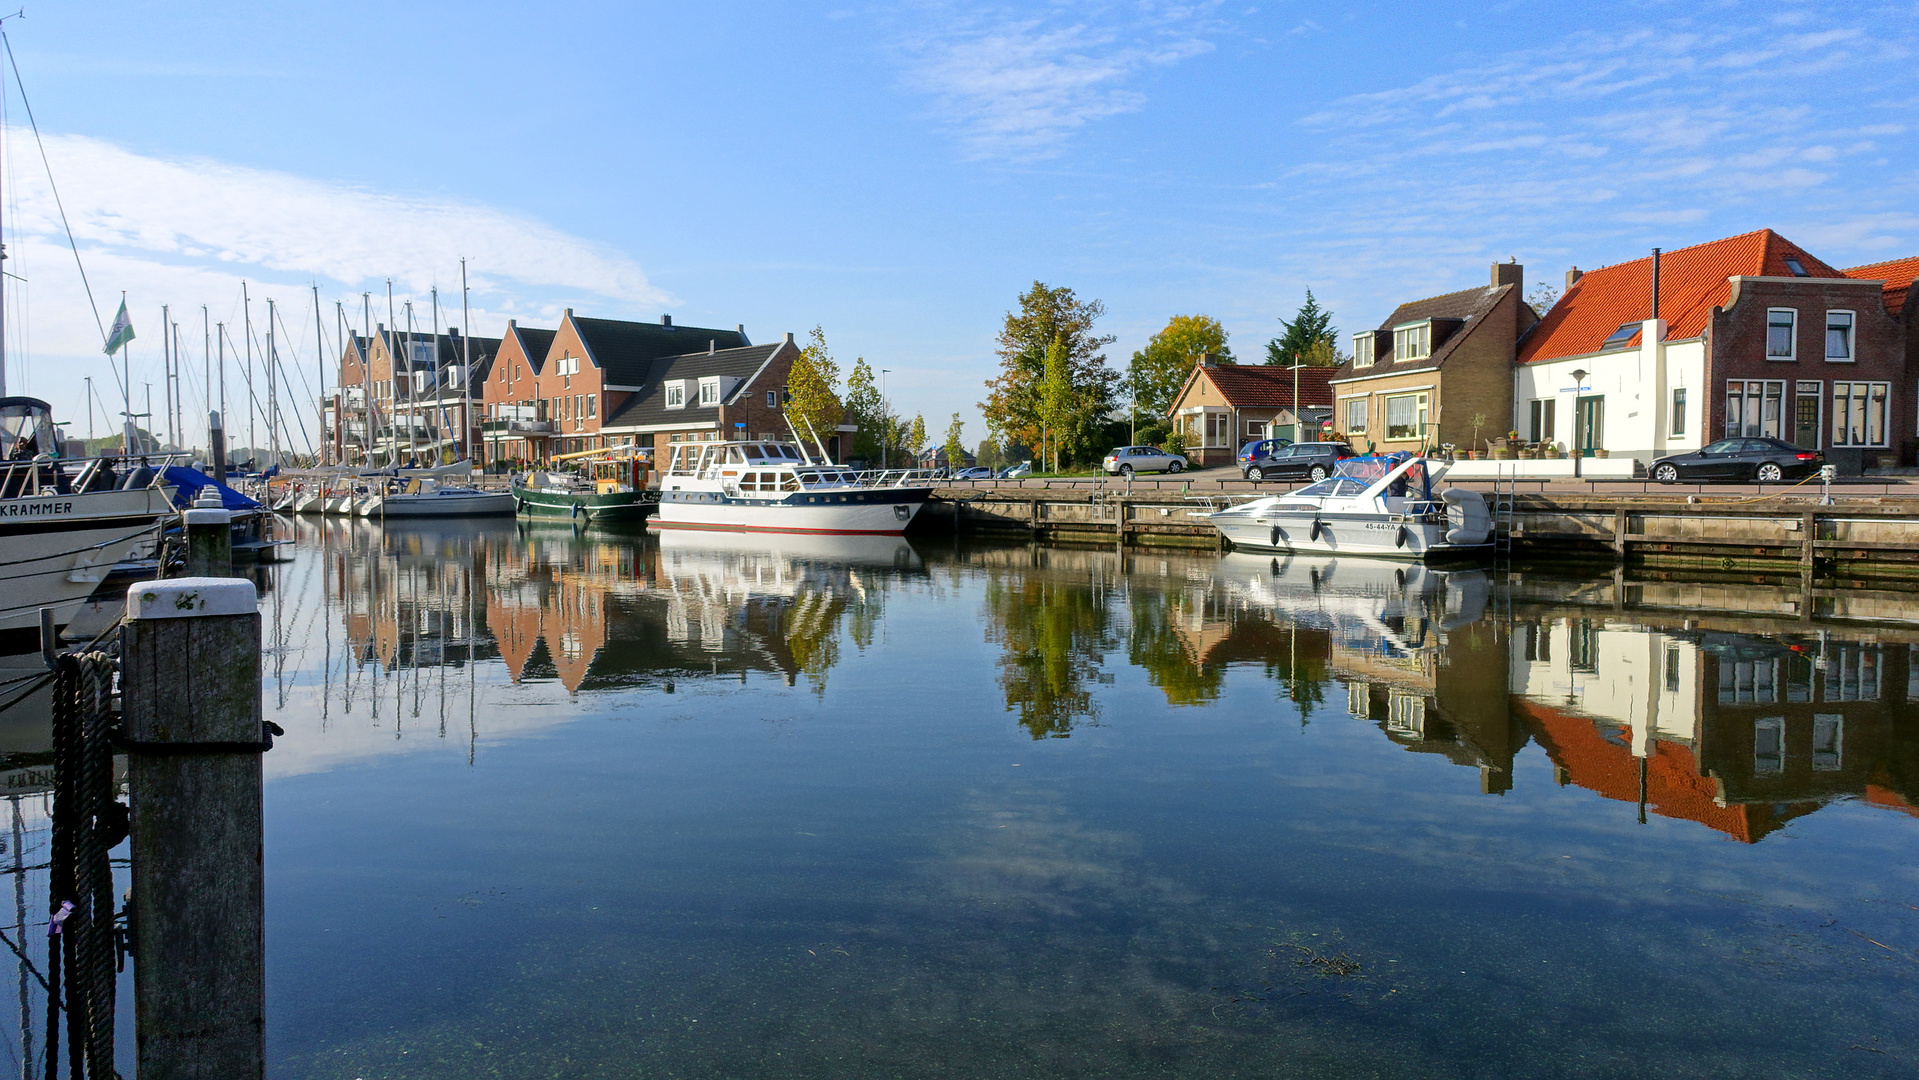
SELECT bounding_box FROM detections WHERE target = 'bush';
[1165,429,1187,456]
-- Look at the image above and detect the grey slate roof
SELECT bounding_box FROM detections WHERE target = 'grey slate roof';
[571,317,751,386]
[1333,283,1526,381]
[502,324,556,376]
[601,343,783,429]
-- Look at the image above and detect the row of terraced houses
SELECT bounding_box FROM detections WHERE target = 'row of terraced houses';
[1167,228,1919,474]
[324,312,848,468]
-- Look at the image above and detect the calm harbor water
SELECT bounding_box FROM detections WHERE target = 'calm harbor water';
[219,519,1919,1077]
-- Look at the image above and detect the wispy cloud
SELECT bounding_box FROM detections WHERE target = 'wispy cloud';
[896,2,1220,159]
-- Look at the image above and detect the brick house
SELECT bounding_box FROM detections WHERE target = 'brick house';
[1166,358,1336,467]
[330,325,497,466]
[598,332,826,461]
[478,320,556,464]
[1519,230,1905,472]
[1330,263,1536,457]
[1844,255,1919,463]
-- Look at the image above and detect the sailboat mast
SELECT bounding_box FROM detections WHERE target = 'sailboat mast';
[362,292,373,468]
[461,259,472,466]
[313,285,327,466]
[203,305,211,458]
[431,286,441,465]
[386,281,398,468]
[266,297,278,468]
[161,303,172,451]
[243,282,255,470]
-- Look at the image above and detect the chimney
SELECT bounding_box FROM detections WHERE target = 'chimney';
[661,314,673,327]
[447,326,459,338]
[736,324,746,337]
[708,339,716,354]
[564,307,573,319]
[506,319,516,330]
[1493,260,1523,290]
[1199,352,1219,368]
[783,331,795,345]
[1565,267,1583,290]
[1650,247,1661,322]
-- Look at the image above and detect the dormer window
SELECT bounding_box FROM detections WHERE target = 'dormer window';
[665,382,686,409]
[1602,322,1641,348]
[1353,332,1375,368]
[1392,322,1430,362]
[699,377,721,406]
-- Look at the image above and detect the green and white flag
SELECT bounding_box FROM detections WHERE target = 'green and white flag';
[103,300,135,355]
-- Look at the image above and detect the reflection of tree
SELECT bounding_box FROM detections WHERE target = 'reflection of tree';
[780,588,849,694]
[985,576,1116,738]
[1263,629,1332,721]
[1127,590,1224,707]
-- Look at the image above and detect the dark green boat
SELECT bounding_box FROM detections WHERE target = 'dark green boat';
[510,472,657,523]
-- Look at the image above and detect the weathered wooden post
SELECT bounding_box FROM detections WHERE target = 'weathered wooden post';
[184,485,232,576]
[121,577,265,1080]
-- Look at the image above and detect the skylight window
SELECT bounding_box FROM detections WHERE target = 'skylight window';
[1784,256,1810,277]
[1602,322,1642,347]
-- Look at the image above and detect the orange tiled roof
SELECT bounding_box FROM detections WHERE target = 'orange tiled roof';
[1519,229,1845,365]
[1185,364,1335,412]
[1842,254,1919,318]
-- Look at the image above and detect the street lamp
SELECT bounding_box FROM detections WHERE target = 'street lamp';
[880,368,890,469]
[1569,368,1588,479]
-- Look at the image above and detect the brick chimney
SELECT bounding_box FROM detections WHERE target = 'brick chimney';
[1566,267,1584,290]
[1493,261,1523,290]
[1199,352,1219,367]
[662,314,673,327]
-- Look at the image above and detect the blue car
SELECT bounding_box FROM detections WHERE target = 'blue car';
[1237,438,1293,472]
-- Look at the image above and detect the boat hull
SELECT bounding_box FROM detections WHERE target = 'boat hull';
[359,491,517,518]
[1209,507,1488,562]
[510,482,656,522]
[650,487,929,535]
[0,487,174,630]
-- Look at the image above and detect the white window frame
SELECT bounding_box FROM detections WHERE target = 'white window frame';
[698,377,722,406]
[766,390,777,408]
[1831,381,1889,447]
[1825,310,1855,362]
[1725,379,1786,439]
[664,382,686,409]
[1529,398,1557,443]
[1353,332,1374,368]
[411,370,429,394]
[1392,322,1431,363]
[1383,391,1428,441]
[1766,308,1796,360]
[1342,397,1367,435]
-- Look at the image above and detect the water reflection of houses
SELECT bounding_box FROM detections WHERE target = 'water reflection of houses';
[1509,614,1919,841]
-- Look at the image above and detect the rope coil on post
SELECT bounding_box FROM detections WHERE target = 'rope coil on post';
[51,649,122,1079]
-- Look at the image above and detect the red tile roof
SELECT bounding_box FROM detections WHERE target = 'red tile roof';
[1518,229,1845,365]
[1183,364,1335,413]
[1842,254,1919,318]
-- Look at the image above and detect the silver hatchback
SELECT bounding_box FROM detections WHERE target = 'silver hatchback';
[1102,446,1188,476]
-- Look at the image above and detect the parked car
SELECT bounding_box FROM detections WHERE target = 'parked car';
[1243,441,1355,482]
[1650,437,1824,483]
[953,466,996,480]
[999,461,1032,479]
[1102,446,1188,476]
[1236,438,1294,472]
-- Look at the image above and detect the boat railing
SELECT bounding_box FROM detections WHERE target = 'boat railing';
[0,452,186,500]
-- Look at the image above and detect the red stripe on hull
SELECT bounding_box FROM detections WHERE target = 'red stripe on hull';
[647,520,907,536]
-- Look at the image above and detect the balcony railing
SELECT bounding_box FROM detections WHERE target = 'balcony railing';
[482,419,554,435]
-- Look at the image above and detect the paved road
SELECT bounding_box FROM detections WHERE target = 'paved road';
[943,466,1919,500]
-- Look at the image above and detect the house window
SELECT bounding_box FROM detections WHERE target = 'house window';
[1784,256,1810,277]
[1343,398,1367,435]
[586,394,596,419]
[665,382,685,408]
[1766,309,1796,359]
[1754,718,1785,774]
[1246,420,1266,438]
[1392,323,1429,362]
[1529,399,1556,443]
[699,377,721,406]
[1384,391,1428,440]
[1670,388,1686,436]
[766,390,777,408]
[1825,310,1854,361]
[1353,332,1374,368]
[1664,645,1683,692]
[1832,381,1888,446]
[1812,715,1843,771]
[1725,380,1785,439]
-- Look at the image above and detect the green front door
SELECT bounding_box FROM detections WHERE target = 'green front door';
[1577,396,1604,457]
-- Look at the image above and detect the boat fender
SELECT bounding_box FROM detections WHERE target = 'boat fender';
[570,502,582,518]
[1441,488,1492,545]
[1395,525,1409,549]
[515,498,526,515]
[1269,525,1283,549]
[1309,518,1323,542]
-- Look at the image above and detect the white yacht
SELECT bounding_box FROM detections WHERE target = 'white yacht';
[652,439,933,536]
[1205,454,1493,560]
[358,477,515,518]
[0,398,178,633]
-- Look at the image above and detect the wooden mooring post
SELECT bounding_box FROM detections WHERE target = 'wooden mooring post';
[121,577,266,1080]
[184,486,232,576]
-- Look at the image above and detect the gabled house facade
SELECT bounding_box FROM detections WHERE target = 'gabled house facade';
[1166,357,1336,467]
[1520,230,1906,473]
[479,320,558,464]
[599,333,817,460]
[1331,263,1536,457]
[331,325,497,466]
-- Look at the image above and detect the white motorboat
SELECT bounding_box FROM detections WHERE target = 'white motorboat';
[1205,454,1493,561]
[358,477,515,517]
[651,439,933,536]
[0,398,179,632]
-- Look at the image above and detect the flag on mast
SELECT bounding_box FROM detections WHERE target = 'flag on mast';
[104,300,136,355]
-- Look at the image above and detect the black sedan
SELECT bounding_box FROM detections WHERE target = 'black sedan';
[1243,441,1354,482]
[1650,437,1824,483]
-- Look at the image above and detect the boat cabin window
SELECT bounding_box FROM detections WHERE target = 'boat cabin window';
[1292,477,1369,498]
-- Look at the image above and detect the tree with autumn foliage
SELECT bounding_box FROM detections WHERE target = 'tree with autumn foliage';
[1129,314,1233,422]
[980,282,1118,466]
[786,326,843,452]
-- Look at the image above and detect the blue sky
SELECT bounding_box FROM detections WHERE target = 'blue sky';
[2,0,1916,452]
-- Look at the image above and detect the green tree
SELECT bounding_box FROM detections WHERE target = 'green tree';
[1129,314,1233,421]
[975,439,1004,470]
[906,413,927,461]
[1266,289,1338,366]
[983,573,1116,739]
[786,326,843,453]
[980,282,1118,464]
[843,357,886,462]
[942,413,966,469]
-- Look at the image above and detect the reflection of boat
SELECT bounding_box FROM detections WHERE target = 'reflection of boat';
[1206,455,1492,560]
[651,439,931,535]
[358,477,515,517]
[1218,552,1490,636]
[654,527,921,569]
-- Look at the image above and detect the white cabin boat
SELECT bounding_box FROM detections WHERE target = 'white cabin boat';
[652,439,932,536]
[358,477,515,518]
[1205,454,1493,561]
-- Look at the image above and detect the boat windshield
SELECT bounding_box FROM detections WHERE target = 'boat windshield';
[1289,477,1370,499]
[1335,454,1430,500]
[0,397,59,459]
